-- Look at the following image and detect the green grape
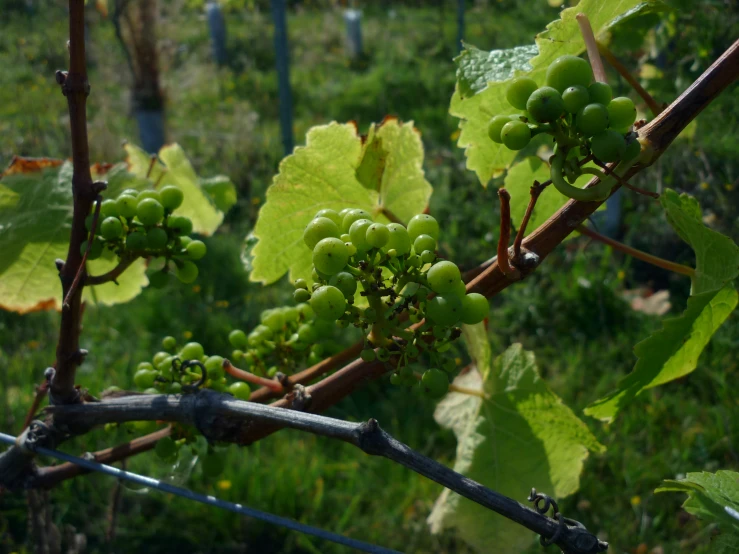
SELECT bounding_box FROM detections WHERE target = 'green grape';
[138,361,154,371]
[137,198,165,226]
[313,238,349,275]
[413,234,436,254]
[526,87,565,123]
[229,381,251,401]
[252,324,274,340]
[421,368,449,399]
[142,387,158,395]
[297,302,315,320]
[307,351,321,365]
[162,336,177,351]
[427,295,462,326]
[153,351,169,365]
[360,348,376,362]
[310,285,346,321]
[294,288,312,303]
[137,190,161,204]
[205,355,225,380]
[168,382,182,394]
[420,250,435,264]
[345,242,358,257]
[314,208,342,227]
[149,270,170,289]
[116,194,138,219]
[406,344,420,358]
[427,261,462,294]
[159,186,184,210]
[126,231,147,251]
[338,208,352,218]
[377,348,390,362]
[303,217,341,249]
[101,199,119,218]
[621,137,642,161]
[80,238,104,260]
[588,82,612,105]
[330,272,357,298]
[442,358,457,373]
[349,218,374,252]
[341,209,373,232]
[545,55,593,93]
[407,214,439,242]
[449,279,467,297]
[460,293,490,324]
[562,85,590,114]
[176,260,199,283]
[340,233,351,242]
[229,329,248,349]
[155,437,178,461]
[506,76,538,110]
[85,213,95,231]
[607,97,637,129]
[231,349,244,361]
[133,369,157,389]
[390,373,401,386]
[282,306,300,322]
[297,323,318,342]
[295,278,308,290]
[501,120,531,150]
[180,342,205,361]
[167,215,193,236]
[186,240,207,260]
[157,355,175,375]
[408,254,422,268]
[201,451,226,478]
[260,309,285,331]
[267,366,279,378]
[365,223,390,248]
[384,223,411,256]
[487,115,513,144]
[433,326,448,339]
[590,130,626,163]
[146,227,168,250]
[576,103,609,137]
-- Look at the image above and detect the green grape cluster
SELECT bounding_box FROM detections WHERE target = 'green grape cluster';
[227,303,340,378]
[83,186,207,287]
[298,208,490,397]
[487,55,643,202]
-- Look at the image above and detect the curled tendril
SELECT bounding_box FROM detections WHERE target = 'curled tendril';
[181,360,207,393]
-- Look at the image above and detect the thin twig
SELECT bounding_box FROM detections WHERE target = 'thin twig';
[379,206,404,225]
[597,41,663,116]
[592,159,659,199]
[146,154,157,178]
[576,224,695,277]
[64,195,102,308]
[223,360,284,393]
[512,181,544,259]
[496,189,515,276]
[22,382,49,431]
[576,14,607,83]
[86,257,137,286]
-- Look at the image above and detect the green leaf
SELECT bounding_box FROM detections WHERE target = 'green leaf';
[585,283,738,422]
[200,175,237,213]
[0,159,149,313]
[661,189,739,295]
[428,344,604,552]
[656,470,739,532]
[451,0,652,185]
[250,119,432,285]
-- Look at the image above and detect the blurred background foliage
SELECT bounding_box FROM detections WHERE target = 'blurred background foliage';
[0,0,737,552]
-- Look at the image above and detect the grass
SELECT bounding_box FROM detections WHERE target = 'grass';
[1,1,739,553]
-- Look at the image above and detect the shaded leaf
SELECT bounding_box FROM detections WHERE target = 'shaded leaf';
[455,43,537,99]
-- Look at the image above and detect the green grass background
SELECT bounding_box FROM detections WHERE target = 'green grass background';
[1,0,738,552]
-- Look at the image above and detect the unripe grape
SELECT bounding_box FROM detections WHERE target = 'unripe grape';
[427,295,462,326]
[526,87,565,123]
[146,227,168,250]
[137,190,161,204]
[159,186,184,210]
[282,306,300,322]
[366,223,390,248]
[413,234,436,254]
[167,215,193,236]
[407,214,439,241]
[506,76,538,110]
[406,344,420,358]
[162,336,177,351]
[427,261,462,294]
[501,120,531,150]
[176,260,199,283]
[345,242,357,257]
[181,342,205,361]
[134,369,157,389]
[229,329,248,349]
[149,270,170,289]
[101,199,119,218]
[384,223,411,256]
[186,240,207,260]
[590,130,626,162]
[487,115,513,144]
[85,214,95,231]
[297,302,315,320]
[137,198,165,226]
[607,97,637,130]
[314,208,342,227]
[310,285,346,321]
[153,351,169,365]
[588,82,612,105]
[338,208,352,218]
[116,194,138,219]
[460,293,490,324]
[297,323,318,342]
[562,85,590,114]
[576,103,609,137]
[349,218,374,252]
[229,381,251,401]
[313,237,349,275]
[126,231,147,251]
[420,250,436,264]
[622,137,642,161]
[293,288,312,303]
[80,238,104,260]
[303,217,341,249]
[205,355,225,380]
[340,233,351,242]
[421,368,449,399]
[231,349,244,361]
[449,279,467,297]
[360,348,376,362]
[377,348,390,361]
[342,209,373,232]
[179,236,192,247]
[138,361,154,371]
[260,309,284,331]
[546,55,593,92]
[390,373,402,386]
[155,437,178,461]
[295,278,308,290]
[330,271,357,298]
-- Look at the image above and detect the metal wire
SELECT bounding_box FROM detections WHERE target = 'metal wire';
[0,432,400,554]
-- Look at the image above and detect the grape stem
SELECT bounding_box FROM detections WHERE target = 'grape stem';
[576,224,696,277]
[222,360,285,393]
[378,205,404,225]
[597,42,663,117]
[63,194,103,308]
[85,256,139,286]
[448,383,489,399]
[576,13,607,84]
[592,159,660,199]
[496,189,516,276]
[512,180,545,261]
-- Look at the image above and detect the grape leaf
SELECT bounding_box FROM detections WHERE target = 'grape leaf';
[656,470,739,532]
[250,119,432,285]
[124,143,235,236]
[0,159,149,313]
[584,283,738,422]
[450,0,654,185]
[428,343,604,552]
[661,189,739,295]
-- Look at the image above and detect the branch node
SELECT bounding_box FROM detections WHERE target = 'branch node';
[60,71,90,97]
[286,385,312,411]
[55,259,65,273]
